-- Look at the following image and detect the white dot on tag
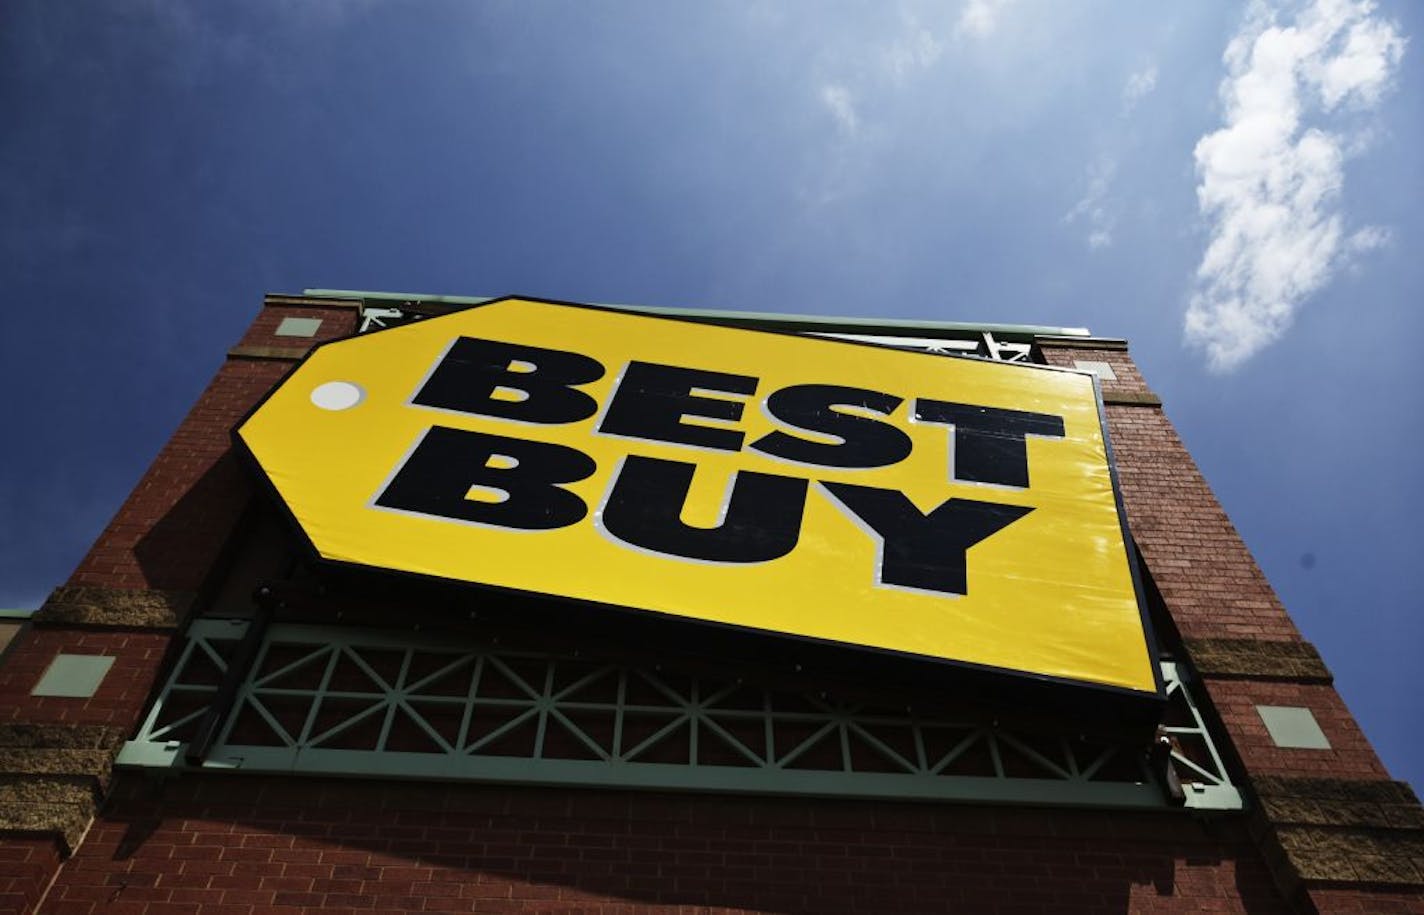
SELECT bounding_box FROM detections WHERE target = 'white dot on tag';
[311,381,364,411]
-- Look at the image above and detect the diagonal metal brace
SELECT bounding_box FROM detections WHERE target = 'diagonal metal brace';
[183,585,279,764]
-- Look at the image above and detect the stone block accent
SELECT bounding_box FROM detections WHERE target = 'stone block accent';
[1186,638,1332,683]
[1102,391,1162,407]
[227,343,313,361]
[0,748,114,784]
[0,724,126,853]
[1253,776,1424,893]
[1032,336,1130,351]
[0,724,126,750]
[34,586,189,629]
[0,776,96,852]
[261,293,361,311]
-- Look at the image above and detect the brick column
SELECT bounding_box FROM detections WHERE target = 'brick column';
[0,295,360,914]
[1037,337,1424,911]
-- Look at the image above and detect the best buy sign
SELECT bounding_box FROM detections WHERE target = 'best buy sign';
[237,297,1158,696]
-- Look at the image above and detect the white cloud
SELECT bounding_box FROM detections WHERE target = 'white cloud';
[956,0,1015,39]
[821,83,859,135]
[1185,0,1405,372]
[884,18,943,82]
[1346,224,1391,253]
[1317,14,1406,107]
[1064,156,1117,250]
[817,12,947,138]
[1121,64,1158,113]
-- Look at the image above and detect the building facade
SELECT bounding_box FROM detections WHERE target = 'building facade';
[0,291,1420,914]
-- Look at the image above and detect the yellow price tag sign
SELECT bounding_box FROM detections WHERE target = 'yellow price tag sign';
[238,298,1158,696]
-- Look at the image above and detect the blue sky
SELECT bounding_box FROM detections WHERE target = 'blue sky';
[2,1,1420,788]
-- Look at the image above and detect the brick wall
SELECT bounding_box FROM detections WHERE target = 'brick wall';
[66,297,359,601]
[236,301,360,353]
[1040,340,1424,911]
[0,629,169,728]
[0,838,61,915]
[43,775,1286,915]
[1098,402,1298,642]
[0,296,360,915]
[1209,681,1388,780]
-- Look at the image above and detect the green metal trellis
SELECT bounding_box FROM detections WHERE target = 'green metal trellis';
[119,619,1241,811]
